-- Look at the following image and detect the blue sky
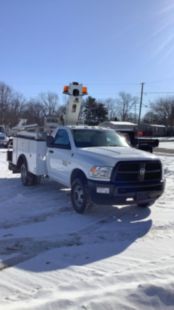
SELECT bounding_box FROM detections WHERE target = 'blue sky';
[0,0,174,112]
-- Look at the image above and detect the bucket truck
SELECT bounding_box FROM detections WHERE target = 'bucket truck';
[7,82,165,213]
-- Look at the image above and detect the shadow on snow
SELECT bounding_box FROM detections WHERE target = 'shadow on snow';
[0,175,152,272]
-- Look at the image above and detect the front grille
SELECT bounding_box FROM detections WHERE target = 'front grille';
[112,160,162,183]
[118,184,163,193]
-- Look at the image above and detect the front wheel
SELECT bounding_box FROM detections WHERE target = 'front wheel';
[137,201,155,208]
[71,178,91,214]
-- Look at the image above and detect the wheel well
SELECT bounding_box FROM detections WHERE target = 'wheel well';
[71,169,87,185]
[17,155,27,170]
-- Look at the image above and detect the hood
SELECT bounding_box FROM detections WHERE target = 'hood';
[76,146,157,166]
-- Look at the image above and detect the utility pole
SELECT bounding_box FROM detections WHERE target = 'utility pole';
[138,82,144,127]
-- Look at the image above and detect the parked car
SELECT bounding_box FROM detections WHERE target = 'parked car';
[0,126,9,147]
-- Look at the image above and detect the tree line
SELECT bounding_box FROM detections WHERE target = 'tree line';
[0,81,174,128]
[0,82,60,127]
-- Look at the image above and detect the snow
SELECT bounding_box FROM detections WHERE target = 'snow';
[159,141,174,150]
[0,147,174,309]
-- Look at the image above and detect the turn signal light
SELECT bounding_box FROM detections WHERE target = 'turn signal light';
[63,85,69,93]
[82,86,88,94]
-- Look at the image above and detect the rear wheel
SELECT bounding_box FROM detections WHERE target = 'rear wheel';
[71,177,91,214]
[21,161,36,186]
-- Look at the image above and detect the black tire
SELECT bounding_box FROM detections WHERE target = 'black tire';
[138,201,155,208]
[33,175,42,185]
[71,177,90,214]
[20,161,36,186]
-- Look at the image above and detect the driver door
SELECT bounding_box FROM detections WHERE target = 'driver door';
[47,129,73,186]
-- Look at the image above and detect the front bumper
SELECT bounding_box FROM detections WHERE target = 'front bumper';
[87,179,165,205]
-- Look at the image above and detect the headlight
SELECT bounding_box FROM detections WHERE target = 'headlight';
[89,166,112,179]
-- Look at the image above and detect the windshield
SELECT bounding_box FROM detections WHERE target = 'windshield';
[72,129,129,148]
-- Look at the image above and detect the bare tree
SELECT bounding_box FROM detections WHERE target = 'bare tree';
[104,98,117,120]
[0,82,25,127]
[148,97,174,126]
[20,99,45,126]
[143,111,160,124]
[7,94,25,127]
[38,92,60,116]
[0,82,13,124]
[115,92,138,121]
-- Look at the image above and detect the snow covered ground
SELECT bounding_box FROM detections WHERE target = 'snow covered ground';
[0,146,174,310]
[159,141,174,151]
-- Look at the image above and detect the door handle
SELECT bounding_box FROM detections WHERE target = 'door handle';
[49,150,54,154]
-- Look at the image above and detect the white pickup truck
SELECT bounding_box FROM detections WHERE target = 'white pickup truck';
[7,125,165,213]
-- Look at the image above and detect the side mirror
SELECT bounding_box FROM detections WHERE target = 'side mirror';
[47,135,54,147]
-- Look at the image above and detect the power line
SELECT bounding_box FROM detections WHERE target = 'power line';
[144,91,174,94]
[144,77,174,84]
